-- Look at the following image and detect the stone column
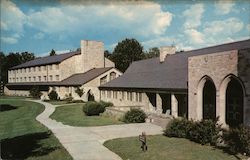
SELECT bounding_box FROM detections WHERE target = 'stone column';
[171,94,178,118]
[156,93,162,114]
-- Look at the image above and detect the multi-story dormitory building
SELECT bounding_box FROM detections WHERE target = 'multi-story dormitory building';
[5,40,122,101]
[99,39,250,127]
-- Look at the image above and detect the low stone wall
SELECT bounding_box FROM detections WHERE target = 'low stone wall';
[102,106,143,120]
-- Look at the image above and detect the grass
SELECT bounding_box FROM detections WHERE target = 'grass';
[44,100,85,105]
[50,103,124,126]
[0,95,27,99]
[0,99,72,160]
[104,135,247,160]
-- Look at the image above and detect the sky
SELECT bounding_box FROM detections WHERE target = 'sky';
[0,0,250,56]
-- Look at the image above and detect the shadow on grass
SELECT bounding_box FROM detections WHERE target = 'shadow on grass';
[1,131,58,159]
[0,104,18,112]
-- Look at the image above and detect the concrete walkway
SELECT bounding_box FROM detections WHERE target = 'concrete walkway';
[30,100,163,160]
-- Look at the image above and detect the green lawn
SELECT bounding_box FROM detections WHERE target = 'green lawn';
[50,104,124,126]
[0,99,72,160]
[104,135,246,160]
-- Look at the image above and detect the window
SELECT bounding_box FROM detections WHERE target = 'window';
[33,76,36,81]
[113,91,117,99]
[13,78,15,82]
[24,68,26,73]
[24,77,27,82]
[127,92,132,101]
[139,93,142,102]
[56,75,59,81]
[100,75,107,85]
[17,70,18,73]
[29,68,31,72]
[110,72,116,81]
[127,92,130,100]
[29,77,31,81]
[107,91,111,98]
[49,65,52,70]
[20,77,22,82]
[66,87,69,92]
[20,69,22,73]
[9,78,11,82]
[44,76,47,81]
[38,76,41,82]
[50,75,53,81]
[38,66,41,71]
[56,64,59,70]
[16,78,19,82]
[122,92,125,100]
[34,67,36,72]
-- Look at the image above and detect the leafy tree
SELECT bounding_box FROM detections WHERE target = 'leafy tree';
[104,50,112,58]
[75,87,84,97]
[110,38,144,72]
[20,52,35,63]
[144,47,160,59]
[48,90,58,100]
[50,49,56,56]
[29,86,42,98]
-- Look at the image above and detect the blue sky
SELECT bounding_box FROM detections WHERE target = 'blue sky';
[1,0,249,56]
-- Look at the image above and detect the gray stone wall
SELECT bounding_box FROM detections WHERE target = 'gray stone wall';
[238,48,250,126]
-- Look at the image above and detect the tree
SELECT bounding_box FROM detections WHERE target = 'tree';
[50,49,56,56]
[144,47,160,59]
[29,86,42,98]
[110,38,144,72]
[75,87,84,97]
[20,52,35,63]
[104,50,111,58]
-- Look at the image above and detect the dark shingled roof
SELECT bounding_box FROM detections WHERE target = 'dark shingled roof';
[10,51,81,69]
[100,39,250,91]
[6,67,113,86]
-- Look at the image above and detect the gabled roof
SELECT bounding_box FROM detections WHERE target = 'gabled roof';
[59,67,113,85]
[100,39,250,91]
[6,67,113,86]
[10,51,81,69]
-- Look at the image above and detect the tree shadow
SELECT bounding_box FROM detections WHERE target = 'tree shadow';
[215,146,242,160]
[0,104,18,112]
[1,131,59,159]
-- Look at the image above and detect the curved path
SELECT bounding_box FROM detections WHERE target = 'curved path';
[30,100,163,160]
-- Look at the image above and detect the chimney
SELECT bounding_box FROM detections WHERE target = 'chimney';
[80,40,104,72]
[159,46,176,62]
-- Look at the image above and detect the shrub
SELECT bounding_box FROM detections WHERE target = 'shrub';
[75,87,84,97]
[65,93,73,102]
[223,125,250,155]
[100,100,113,108]
[48,90,58,100]
[29,86,42,98]
[123,109,146,123]
[187,118,222,145]
[82,101,105,116]
[164,118,192,138]
[164,118,222,145]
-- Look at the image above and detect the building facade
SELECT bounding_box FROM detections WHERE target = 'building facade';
[5,40,122,101]
[100,39,250,127]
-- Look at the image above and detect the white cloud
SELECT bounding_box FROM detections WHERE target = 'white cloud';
[204,18,244,36]
[26,2,172,37]
[184,29,204,44]
[215,0,235,15]
[183,4,204,29]
[0,0,26,32]
[1,36,18,44]
[247,24,250,32]
[34,32,45,39]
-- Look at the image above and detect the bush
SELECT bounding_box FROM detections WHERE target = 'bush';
[187,119,222,145]
[164,118,192,138]
[123,109,146,123]
[223,125,250,155]
[164,118,222,145]
[82,101,105,116]
[29,86,42,98]
[99,101,113,108]
[75,87,84,97]
[65,93,73,102]
[48,90,58,100]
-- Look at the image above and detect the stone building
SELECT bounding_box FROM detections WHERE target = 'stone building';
[99,39,250,127]
[5,40,122,101]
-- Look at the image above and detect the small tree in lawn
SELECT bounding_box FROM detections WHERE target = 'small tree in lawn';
[48,90,58,100]
[75,87,84,97]
[30,86,42,99]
